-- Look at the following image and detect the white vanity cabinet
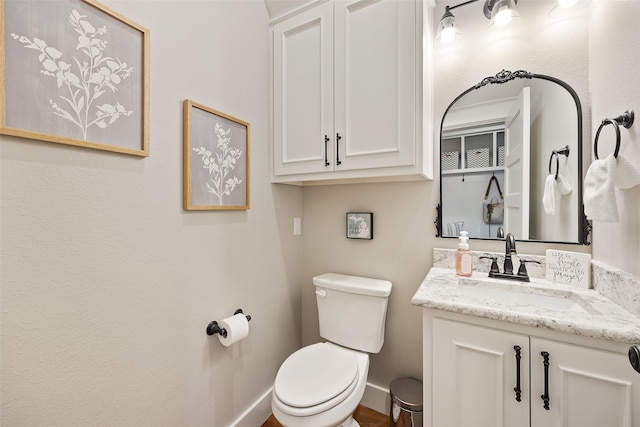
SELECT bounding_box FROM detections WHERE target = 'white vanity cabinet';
[529,337,638,427]
[431,317,530,426]
[426,311,640,427]
[272,0,431,184]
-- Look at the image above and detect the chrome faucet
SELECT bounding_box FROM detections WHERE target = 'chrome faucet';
[504,233,517,275]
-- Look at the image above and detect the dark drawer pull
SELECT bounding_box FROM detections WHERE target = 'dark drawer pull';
[630,345,640,374]
[514,345,522,402]
[324,135,330,167]
[541,351,550,410]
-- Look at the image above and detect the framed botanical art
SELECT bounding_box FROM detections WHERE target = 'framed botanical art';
[1,0,150,156]
[346,212,373,240]
[183,100,250,211]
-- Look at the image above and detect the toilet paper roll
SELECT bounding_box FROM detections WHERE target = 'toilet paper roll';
[217,313,249,346]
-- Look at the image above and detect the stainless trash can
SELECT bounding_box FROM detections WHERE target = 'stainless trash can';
[389,377,423,427]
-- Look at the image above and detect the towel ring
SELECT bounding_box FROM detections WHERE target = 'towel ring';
[594,110,634,160]
[548,145,570,179]
[594,118,621,160]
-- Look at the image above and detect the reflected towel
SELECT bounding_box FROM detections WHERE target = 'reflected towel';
[615,154,640,189]
[544,173,573,215]
[584,154,618,223]
[543,174,556,215]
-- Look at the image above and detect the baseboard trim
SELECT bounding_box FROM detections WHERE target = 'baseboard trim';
[233,383,390,426]
[231,387,273,427]
[361,382,391,415]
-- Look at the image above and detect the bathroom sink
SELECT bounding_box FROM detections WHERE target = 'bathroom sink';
[456,277,597,314]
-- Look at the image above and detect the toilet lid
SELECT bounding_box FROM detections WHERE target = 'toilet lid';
[274,343,358,408]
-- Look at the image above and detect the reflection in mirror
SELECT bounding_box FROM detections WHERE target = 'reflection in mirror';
[439,70,588,244]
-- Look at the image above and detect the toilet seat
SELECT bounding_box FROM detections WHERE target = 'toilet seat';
[274,343,359,416]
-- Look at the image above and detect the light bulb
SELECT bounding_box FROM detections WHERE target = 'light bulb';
[558,0,578,8]
[494,11,511,27]
[493,8,513,26]
[488,0,520,29]
[440,27,457,43]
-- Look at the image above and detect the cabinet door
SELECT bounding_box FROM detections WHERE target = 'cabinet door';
[530,337,640,427]
[432,318,530,427]
[273,2,334,176]
[334,0,417,171]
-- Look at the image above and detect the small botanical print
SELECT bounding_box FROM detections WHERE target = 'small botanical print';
[192,122,243,205]
[184,100,250,211]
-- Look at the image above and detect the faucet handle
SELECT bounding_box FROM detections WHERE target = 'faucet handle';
[480,256,500,274]
[517,259,541,277]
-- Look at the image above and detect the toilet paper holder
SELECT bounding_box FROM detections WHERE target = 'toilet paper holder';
[206,309,252,337]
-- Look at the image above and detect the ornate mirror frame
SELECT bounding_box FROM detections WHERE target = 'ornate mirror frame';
[435,70,591,245]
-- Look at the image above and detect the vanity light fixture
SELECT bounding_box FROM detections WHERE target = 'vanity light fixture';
[436,0,520,44]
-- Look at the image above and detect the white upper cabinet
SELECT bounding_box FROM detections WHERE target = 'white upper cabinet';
[273,2,334,176]
[272,0,432,184]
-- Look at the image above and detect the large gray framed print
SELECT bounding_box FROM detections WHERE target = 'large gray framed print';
[1,0,150,156]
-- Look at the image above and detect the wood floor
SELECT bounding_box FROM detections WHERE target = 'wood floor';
[262,405,389,427]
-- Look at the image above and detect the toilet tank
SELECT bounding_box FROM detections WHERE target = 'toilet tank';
[313,273,392,354]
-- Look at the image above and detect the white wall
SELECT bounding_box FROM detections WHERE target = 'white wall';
[0,1,303,425]
[302,182,434,388]
[589,1,640,277]
[3,0,639,425]
[301,0,592,392]
[298,0,640,409]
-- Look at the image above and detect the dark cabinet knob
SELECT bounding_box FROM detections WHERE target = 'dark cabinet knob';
[630,345,640,374]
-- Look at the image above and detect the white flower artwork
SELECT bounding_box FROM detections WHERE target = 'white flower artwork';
[192,123,244,206]
[183,100,250,211]
[2,0,148,156]
[10,9,134,141]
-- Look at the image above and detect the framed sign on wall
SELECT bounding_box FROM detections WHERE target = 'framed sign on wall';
[346,212,373,240]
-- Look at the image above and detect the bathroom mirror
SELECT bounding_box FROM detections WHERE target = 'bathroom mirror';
[437,70,588,244]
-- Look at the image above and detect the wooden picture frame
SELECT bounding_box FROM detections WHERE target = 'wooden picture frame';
[1,0,150,156]
[346,212,373,240]
[183,100,250,211]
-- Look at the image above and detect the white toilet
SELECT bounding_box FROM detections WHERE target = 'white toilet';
[272,273,392,427]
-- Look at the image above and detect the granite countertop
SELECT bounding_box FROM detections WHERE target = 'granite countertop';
[411,267,640,344]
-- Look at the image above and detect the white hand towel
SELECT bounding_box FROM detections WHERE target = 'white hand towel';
[543,174,556,215]
[583,153,618,223]
[556,173,572,195]
[614,155,640,189]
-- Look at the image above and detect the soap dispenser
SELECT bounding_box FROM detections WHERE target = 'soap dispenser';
[456,231,473,277]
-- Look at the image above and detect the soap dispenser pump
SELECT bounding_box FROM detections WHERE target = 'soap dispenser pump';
[456,231,473,277]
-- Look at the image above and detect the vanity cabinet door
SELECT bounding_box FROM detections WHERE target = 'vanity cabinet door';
[530,337,640,427]
[432,318,530,427]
